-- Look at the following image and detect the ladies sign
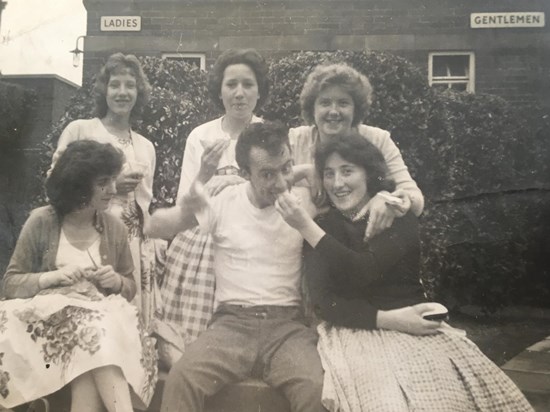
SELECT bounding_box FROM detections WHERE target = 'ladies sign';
[100,16,142,31]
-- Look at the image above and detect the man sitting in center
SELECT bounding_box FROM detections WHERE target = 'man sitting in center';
[147,121,325,412]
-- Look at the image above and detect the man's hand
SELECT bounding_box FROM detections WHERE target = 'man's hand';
[181,179,210,214]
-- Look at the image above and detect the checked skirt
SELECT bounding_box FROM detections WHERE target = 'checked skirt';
[154,226,216,352]
[318,323,534,412]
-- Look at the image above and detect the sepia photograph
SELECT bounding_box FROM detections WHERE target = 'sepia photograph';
[0,0,549,411]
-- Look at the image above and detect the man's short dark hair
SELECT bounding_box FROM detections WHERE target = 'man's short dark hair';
[46,140,124,216]
[235,121,290,174]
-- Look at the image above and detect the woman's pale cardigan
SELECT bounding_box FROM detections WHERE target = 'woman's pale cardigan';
[3,205,135,301]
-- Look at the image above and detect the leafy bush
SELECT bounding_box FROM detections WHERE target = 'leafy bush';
[415,89,549,309]
[421,191,550,309]
[417,90,550,200]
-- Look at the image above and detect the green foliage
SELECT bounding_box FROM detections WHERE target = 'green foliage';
[0,80,37,149]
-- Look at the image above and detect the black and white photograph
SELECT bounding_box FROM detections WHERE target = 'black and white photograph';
[0,1,549,411]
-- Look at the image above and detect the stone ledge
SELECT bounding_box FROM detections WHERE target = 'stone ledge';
[502,336,550,411]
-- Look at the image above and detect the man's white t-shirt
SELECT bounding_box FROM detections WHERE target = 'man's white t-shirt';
[196,183,303,307]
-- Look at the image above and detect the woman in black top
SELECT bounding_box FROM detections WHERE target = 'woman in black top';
[276,131,532,411]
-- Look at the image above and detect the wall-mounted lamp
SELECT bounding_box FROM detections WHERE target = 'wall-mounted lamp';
[70,35,85,68]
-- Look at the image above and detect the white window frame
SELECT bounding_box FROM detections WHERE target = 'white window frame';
[162,52,206,71]
[429,52,475,93]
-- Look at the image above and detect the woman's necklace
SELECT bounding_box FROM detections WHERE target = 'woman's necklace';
[115,128,132,147]
[102,116,132,147]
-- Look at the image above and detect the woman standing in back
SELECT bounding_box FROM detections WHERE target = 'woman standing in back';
[149,49,270,366]
[52,53,158,328]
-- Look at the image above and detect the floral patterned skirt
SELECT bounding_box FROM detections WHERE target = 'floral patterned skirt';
[0,282,158,409]
[114,197,161,332]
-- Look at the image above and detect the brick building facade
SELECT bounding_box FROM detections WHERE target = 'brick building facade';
[81,0,548,106]
[1,75,79,147]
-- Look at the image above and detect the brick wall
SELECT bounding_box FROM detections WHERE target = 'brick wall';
[81,0,550,106]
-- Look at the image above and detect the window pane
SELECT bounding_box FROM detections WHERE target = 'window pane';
[432,55,469,77]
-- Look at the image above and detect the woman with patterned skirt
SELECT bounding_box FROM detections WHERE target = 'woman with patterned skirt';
[1,141,157,411]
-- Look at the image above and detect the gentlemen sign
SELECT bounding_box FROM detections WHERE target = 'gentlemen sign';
[471,12,545,28]
[101,16,142,31]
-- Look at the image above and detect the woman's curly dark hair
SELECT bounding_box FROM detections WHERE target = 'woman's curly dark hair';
[93,52,152,120]
[207,48,270,112]
[46,140,124,216]
[314,131,395,197]
[300,63,373,127]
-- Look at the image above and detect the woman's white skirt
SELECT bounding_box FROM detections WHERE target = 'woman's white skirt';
[0,282,157,409]
[317,322,533,412]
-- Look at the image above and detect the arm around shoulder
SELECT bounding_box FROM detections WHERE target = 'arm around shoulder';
[360,125,424,216]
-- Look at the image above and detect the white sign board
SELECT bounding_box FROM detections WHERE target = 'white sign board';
[101,16,142,32]
[471,12,545,28]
